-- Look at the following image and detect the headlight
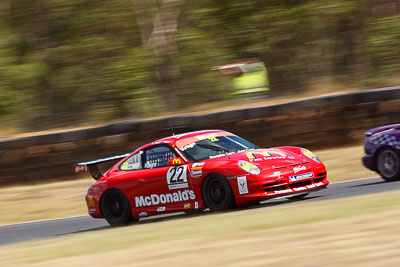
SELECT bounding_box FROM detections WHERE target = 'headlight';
[301,148,320,162]
[87,184,94,193]
[238,160,260,175]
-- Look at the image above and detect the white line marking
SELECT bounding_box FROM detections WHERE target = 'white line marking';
[0,215,88,228]
[330,176,380,184]
[0,177,382,228]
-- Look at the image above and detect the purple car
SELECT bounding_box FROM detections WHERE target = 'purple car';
[362,124,400,181]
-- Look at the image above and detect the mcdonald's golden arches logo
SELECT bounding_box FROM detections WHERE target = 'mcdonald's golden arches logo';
[246,150,288,159]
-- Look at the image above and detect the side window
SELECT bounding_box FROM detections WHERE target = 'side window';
[120,151,143,171]
[144,145,178,169]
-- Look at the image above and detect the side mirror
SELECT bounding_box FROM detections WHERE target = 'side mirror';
[168,157,184,166]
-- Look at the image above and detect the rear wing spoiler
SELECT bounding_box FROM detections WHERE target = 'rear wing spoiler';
[73,153,130,180]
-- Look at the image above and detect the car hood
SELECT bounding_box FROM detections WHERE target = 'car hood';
[365,124,400,137]
[207,148,307,170]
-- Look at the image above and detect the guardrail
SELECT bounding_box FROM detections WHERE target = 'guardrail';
[1,86,399,185]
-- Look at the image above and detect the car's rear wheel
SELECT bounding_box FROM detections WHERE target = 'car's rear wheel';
[377,148,400,182]
[101,189,135,226]
[287,193,309,200]
[202,175,235,211]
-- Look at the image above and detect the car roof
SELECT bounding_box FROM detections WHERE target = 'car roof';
[129,129,230,155]
[154,129,225,143]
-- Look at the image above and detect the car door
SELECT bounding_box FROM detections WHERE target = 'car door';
[132,144,195,216]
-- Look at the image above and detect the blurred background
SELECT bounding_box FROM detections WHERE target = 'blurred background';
[1,3,400,260]
[1,0,400,134]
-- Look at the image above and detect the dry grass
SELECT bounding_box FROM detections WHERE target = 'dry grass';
[316,144,376,182]
[0,179,92,226]
[0,144,377,226]
[0,190,399,266]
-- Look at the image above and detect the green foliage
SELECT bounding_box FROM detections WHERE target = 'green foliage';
[174,28,232,105]
[0,26,44,125]
[109,47,163,118]
[364,15,400,76]
[0,0,399,131]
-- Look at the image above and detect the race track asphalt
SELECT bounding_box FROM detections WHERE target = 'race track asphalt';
[1,177,399,247]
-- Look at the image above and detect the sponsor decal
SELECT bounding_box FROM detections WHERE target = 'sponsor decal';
[190,162,205,177]
[272,171,283,179]
[209,153,229,159]
[172,158,183,165]
[144,162,157,168]
[166,165,188,189]
[151,140,170,145]
[190,170,202,177]
[135,190,196,207]
[192,162,205,167]
[181,143,196,151]
[168,158,184,166]
[195,202,199,209]
[184,203,191,209]
[121,162,129,170]
[139,212,148,217]
[157,206,166,212]
[208,150,247,160]
[266,181,326,195]
[196,133,218,141]
[122,161,141,170]
[247,150,295,162]
[271,171,286,183]
[89,208,96,212]
[237,176,249,194]
[273,189,292,194]
[246,150,287,159]
[307,183,316,189]
[207,136,219,142]
[74,164,87,173]
[293,165,306,174]
[293,186,307,191]
[289,172,314,182]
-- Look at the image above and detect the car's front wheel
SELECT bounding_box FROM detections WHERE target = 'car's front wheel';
[202,175,235,211]
[101,189,136,226]
[377,148,400,182]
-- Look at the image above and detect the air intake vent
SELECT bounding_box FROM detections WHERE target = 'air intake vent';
[289,180,312,189]
[263,185,287,192]
[262,182,278,187]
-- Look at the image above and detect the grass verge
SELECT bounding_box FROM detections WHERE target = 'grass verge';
[0,144,377,226]
[0,190,399,266]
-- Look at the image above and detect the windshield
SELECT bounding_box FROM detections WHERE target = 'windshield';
[175,132,258,162]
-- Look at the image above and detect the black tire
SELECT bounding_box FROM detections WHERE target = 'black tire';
[376,148,400,182]
[101,189,135,226]
[287,193,309,200]
[202,175,235,211]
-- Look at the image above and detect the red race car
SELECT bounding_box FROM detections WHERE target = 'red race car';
[74,130,328,226]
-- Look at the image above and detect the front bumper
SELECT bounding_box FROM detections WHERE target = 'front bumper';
[362,154,375,171]
[233,172,329,205]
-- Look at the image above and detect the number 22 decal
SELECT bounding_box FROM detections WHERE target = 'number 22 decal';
[166,165,188,190]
